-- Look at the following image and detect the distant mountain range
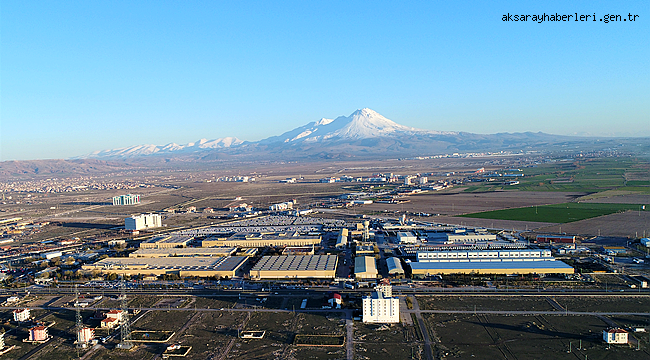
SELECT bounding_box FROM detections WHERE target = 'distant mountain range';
[78,108,627,161]
[81,137,243,159]
[2,109,649,178]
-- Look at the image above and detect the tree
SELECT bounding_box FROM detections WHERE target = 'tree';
[64,256,76,266]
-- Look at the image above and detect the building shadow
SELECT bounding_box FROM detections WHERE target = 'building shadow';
[59,222,120,230]
[60,201,113,206]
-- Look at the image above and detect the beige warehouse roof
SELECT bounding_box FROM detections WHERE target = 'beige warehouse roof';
[129,247,236,258]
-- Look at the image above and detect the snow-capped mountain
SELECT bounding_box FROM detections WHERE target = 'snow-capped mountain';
[82,137,243,158]
[261,108,454,144]
[74,108,600,161]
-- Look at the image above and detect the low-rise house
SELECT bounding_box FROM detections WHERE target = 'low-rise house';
[328,293,342,309]
[100,317,120,329]
[13,308,30,322]
[28,326,48,342]
[603,328,628,344]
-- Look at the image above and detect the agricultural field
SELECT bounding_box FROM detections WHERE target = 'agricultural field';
[503,158,649,193]
[535,210,650,238]
[453,158,650,198]
[458,202,648,223]
[362,190,582,217]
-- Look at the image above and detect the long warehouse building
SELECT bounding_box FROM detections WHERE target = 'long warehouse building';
[250,255,337,279]
[129,247,237,258]
[409,249,573,276]
[82,256,248,278]
[354,256,378,280]
[203,232,321,248]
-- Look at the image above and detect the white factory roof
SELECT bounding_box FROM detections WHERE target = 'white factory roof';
[89,256,247,271]
[251,255,337,272]
[386,257,404,275]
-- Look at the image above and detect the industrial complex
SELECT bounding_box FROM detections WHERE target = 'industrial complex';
[249,255,338,279]
[82,256,248,277]
[202,232,322,248]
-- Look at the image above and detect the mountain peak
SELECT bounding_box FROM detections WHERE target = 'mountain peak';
[76,109,453,159]
[315,118,334,126]
[258,108,439,145]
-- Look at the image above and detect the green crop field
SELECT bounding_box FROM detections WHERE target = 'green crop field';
[458,202,648,223]
[463,158,650,194]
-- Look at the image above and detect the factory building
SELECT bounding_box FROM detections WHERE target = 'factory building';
[125,213,162,231]
[354,256,378,280]
[417,249,553,262]
[362,284,399,323]
[269,201,295,211]
[409,249,573,276]
[386,257,405,276]
[250,255,337,279]
[282,246,315,255]
[129,247,237,258]
[113,194,140,206]
[140,235,193,249]
[409,261,574,276]
[355,242,375,255]
[335,228,349,248]
[202,232,321,248]
[82,256,248,278]
[535,235,576,244]
[400,240,526,254]
[397,232,417,244]
[445,233,498,243]
[41,251,63,260]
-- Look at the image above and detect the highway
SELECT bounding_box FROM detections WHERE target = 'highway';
[5,285,649,298]
[1,304,648,317]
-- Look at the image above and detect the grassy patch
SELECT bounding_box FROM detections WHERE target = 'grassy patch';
[457,202,647,223]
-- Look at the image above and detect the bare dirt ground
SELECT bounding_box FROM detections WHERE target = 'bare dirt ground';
[535,210,650,238]
[431,216,555,231]
[361,191,585,216]
[581,193,650,204]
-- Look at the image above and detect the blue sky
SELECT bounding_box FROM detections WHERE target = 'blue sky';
[1,1,648,160]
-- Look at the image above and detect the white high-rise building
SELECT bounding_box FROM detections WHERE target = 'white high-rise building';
[113,194,140,206]
[362,284,399,323]
[125,214,162,231]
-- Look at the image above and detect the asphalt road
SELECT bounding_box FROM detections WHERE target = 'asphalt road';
[8,286,650,298]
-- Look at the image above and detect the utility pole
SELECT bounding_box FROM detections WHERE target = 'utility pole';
[75,284,84,353]
[117,279,133,349]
